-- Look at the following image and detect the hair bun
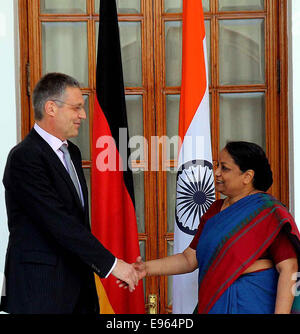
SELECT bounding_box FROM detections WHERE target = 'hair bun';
[225,141,273,192]
[253,157,273,192]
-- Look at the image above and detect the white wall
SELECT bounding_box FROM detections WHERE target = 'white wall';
[289,0,300,225]
[0,0,19,290]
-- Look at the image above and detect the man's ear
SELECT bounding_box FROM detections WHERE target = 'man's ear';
[44,100,57,117]
[243,169,255,185]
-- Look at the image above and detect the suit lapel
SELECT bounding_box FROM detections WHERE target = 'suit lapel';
[29,129,85,210]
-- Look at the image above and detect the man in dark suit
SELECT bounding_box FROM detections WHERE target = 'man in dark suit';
[0,72,139,314]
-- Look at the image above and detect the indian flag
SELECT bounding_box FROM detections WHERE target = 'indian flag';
[172,0,215,314]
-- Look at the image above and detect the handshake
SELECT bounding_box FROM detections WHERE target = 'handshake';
[111,256,146,292]
[111,249,194,291]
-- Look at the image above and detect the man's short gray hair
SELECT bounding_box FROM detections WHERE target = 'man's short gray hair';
[32,72,80,121]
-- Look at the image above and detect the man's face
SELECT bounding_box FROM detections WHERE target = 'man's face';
[54,87,86,140]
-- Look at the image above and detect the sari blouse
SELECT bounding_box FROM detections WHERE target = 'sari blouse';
[190,199,297,265]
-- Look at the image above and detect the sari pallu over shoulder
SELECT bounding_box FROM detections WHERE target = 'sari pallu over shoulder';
[195,193,300,314]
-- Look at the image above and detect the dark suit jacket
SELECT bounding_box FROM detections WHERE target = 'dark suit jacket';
[0,128,115,314]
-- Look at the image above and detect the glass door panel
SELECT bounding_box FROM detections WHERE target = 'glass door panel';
[166,95,180,160]
[218,0,264,11]
[219,19,265,85]
[203,0,210,12]
[95,0,141,14]
[40,0,87,14]
[219,92,266,150]
[165,21,182,87]
[116,0,141,14]
[164,0,182,13]
[42,22,89,87]
[119,22,143,87]
[133,170,145,233]
[126,95,145,160]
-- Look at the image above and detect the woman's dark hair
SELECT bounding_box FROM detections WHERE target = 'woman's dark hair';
[225,141,273,192]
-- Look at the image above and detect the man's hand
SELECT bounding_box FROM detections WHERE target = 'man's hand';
[111,259,139,292]
[115,256,147,290]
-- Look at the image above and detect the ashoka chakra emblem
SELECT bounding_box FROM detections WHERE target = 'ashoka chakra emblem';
[175,160,215,235]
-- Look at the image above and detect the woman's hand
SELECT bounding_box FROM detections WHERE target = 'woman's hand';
[116,256,147,290]
[133,256,147,280]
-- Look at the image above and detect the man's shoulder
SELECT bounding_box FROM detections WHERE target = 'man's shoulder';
[8,130,43,161]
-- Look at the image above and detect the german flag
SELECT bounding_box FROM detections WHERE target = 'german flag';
[91,0,145,314]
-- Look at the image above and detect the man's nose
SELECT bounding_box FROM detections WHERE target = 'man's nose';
[79,108,87,119]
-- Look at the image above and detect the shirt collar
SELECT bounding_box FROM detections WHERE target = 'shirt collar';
[34,123,68,152]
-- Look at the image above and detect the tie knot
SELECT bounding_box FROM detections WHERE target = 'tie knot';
[60,144,69,154]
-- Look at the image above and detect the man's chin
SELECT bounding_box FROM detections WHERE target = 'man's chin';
[68,131,79,139]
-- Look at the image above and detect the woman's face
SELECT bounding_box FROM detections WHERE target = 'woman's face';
[215,149,250,197]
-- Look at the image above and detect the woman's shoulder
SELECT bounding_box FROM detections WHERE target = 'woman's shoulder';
[189,199,224,250]
[208,199,224,213]
[213,199,225,208]
[201,199,224,221]
[258,193,289,211]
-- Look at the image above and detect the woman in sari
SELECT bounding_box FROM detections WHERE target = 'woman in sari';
[132,141,300,314]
